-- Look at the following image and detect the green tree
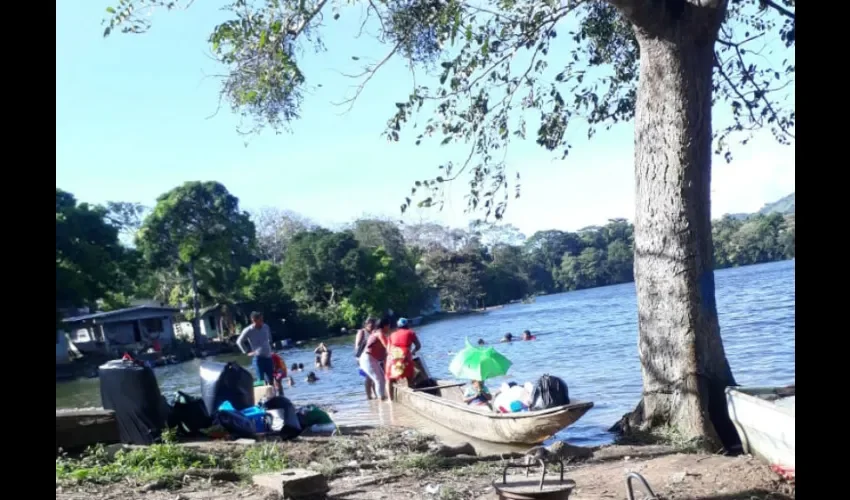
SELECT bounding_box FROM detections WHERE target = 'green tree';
[251,207,314,264]
[780,215,795,258]
[418,248,486,311]
[280,229,367,314]
[137,181,256,343]
[605,239,634,284]
[712,213,794,269]
[557,247,607,290]
[524,230,582,293]
[56,189,126,326]
[351,218,409,259]
[104,0,794,447]
[240,261,296,339]
[350,246,424,320]
[104,201,148,246]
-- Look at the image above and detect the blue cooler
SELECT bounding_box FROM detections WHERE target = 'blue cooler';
[240,406,269,433]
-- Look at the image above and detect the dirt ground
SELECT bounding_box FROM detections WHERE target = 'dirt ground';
[56,428,794,500]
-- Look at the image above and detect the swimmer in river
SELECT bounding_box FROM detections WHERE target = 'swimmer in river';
[314,342,333,367]
[500,332,513,343]
[306,372,319,383]
[477,338,486,345]
[521,330,536,341]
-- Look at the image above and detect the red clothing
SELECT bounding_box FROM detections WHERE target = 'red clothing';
[271,353,287,379]
[366,332,387,361]
[385,328,418,381]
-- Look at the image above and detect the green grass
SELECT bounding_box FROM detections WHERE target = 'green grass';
[396,453,450,472]
[237,443,289,474]
[56,428,289,486]
[56,442,220,485]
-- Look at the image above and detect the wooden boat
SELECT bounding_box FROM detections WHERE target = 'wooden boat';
[726,385,795,468]
[394,359,594,445]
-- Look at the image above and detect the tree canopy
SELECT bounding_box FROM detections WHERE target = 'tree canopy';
[56,189,127,325]
[136,181,256,340]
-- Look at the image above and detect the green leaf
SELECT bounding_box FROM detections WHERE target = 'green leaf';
[450,9,461,45]
[106,7,116,14]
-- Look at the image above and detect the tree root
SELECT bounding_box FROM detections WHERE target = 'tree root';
[609,393,742,454]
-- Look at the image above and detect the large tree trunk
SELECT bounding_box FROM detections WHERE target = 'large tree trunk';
[188,259,203,345]
[616,0,741,452]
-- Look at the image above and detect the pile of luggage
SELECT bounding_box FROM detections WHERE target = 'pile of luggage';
[99,358,333,446]
[491,374,571,414]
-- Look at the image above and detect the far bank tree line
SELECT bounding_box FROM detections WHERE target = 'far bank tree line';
[56,181,795,340]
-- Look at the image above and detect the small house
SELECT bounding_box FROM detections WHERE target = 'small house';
[56,330,70,364]
[172,303,243,342]
[63,305,179,354]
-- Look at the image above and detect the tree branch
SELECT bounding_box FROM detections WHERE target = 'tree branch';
[333,43,401,113]
[288,0,330,37]
[715,27,794,140]
[760,0,795,19]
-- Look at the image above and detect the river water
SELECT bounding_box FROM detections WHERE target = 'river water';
[55,260,795,449]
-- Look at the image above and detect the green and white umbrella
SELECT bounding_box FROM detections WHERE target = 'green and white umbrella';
[448,339,512,381]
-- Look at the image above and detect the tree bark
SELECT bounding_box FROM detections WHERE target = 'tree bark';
[188,259,203,345]
[618,0,740,451]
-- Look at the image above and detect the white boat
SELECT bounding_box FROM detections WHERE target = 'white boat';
[726,385,795,468]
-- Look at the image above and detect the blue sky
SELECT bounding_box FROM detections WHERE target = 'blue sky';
[56,2,795,236]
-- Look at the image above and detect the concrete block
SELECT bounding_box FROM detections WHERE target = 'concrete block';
[253,469,329,499]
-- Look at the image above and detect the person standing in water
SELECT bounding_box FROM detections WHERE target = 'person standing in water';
[361,316,390,400]
[236,311,275,385]
[385,317,421,400]
[354,317,378,399]
[314,342,332,367]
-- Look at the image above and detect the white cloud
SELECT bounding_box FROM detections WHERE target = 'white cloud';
[711,134,795,216]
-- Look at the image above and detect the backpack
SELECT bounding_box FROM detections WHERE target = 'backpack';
[530,374,570,410]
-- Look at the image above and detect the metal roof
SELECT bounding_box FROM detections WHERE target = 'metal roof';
[62,305,180,324]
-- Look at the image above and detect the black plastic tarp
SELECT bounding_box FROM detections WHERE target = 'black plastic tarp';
[167,391,212,437]
[199,361,254,415]
[99,360,169,445]
[264,397,302,440]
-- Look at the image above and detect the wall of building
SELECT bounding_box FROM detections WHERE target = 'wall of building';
[56,331,70,364]
[200,314,220,339]
[67,311,176,351]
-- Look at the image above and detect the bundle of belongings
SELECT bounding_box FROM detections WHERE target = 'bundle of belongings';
[492,374,570,413]
[167,360,335,441]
